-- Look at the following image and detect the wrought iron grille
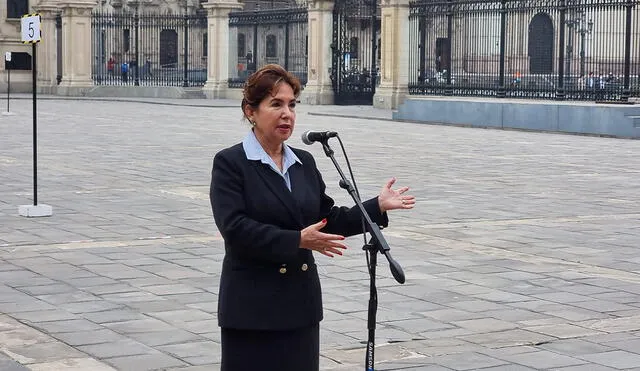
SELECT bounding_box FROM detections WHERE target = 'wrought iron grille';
[56,13,62,85]
[91,10,208,87]
[228,3,309,89]
[331,0,380,105]
[408,0,640,102]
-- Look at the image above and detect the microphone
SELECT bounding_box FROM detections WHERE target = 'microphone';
[301,130,338,145]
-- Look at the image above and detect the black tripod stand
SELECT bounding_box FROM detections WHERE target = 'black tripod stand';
[318,137,405,371]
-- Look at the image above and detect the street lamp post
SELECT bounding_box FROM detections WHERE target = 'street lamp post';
[565,11,593,80]
[183,0,189,87]
[578,12,593,77]
[565,20,575,79]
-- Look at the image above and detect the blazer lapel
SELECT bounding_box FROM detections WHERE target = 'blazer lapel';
[289,163,308,213]
[251,161,303,228]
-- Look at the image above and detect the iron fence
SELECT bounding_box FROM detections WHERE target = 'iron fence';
[91,10,208,87]
[331,0,380,105]
[408,0,640,102]
[228,4,308,89]
[56,13,62,85]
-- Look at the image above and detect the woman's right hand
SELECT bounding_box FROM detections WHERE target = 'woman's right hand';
[299,219,347,257]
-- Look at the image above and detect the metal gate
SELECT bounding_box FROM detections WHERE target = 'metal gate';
[331,0,380,105]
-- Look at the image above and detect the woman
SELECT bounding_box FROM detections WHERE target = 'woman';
[210,64,415,371]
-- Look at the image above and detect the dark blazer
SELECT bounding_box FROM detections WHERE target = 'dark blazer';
[210,142,388,330]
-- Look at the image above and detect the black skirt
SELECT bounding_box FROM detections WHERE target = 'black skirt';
[221,324,319,371]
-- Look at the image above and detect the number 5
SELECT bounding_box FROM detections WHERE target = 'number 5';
[28,21,34,38]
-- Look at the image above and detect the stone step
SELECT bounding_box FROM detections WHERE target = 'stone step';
[182,88,206,99]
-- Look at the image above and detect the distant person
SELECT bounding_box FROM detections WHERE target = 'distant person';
[107,57,116,76]
[143,58,152,77]
[246,50,255,74]
[121,62,129,82]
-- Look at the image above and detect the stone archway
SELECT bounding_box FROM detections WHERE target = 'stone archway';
[528,13,554,74]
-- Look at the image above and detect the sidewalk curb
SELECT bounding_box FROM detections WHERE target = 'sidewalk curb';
[3,95,237,108]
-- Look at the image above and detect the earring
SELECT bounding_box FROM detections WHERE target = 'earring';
[250,120,256,127]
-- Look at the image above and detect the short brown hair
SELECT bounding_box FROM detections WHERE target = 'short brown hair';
[241,64,301,121]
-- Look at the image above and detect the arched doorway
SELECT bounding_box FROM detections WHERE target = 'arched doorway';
[528,13,554,74]
[160,29,178,68]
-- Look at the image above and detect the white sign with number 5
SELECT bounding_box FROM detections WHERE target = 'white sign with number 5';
[21,14,41,43]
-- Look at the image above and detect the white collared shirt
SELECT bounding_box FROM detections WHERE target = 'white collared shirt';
[242,130,302,191]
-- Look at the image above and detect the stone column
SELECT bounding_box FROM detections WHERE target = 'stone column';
[33,0,59,94]
[202,0,242,99]
[57,0,97,96]
[373,0,410,109]
[299,0,334,105]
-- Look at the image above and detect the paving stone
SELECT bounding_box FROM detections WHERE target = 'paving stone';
[103,318,178,334]
[157,341,218,360]
[27,357,117,371]
[179,320,218,335]
[451,318,518,332]
[470,290,531,303]
[127,330,206,347]
[16,284,78,296]
[77,339,155,358]
[446,300,505,313]
[574,299,638,313]
[50,328,127,346]
[57,301,124,314]
[0,300,57,314]
[158,292,218,305]
[146,309,215,325]
[82,283,139,295]
[458,329,555,348]
[579,350,640,369]
[0,360,29,371]
[496,350,587,369]
[34,292,99,305]
[597,337,640,355]
[525,323,604,339]
[577,314,640,333]
[82,309,149,324]
[552,365,618,371]
[472,366,535,371]
[103,352,187,371]
[538,338,614,356]
[162,367,217,371]
[481,308,548,323]
[532,292,592,304]
[544,307,609,322]
[430,352,507,370]
[11,310,77,323]
[29,319,103,334]
[3,340,88,364]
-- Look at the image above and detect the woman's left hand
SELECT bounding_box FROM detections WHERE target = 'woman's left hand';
[378,177,416,213]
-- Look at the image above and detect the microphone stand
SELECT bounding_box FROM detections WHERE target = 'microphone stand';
[319,139,405,371]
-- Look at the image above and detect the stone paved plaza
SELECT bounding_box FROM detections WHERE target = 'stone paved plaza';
[1,96,640,370]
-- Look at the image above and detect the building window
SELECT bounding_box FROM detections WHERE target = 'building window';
[350,37,359,59]
[237,33,246,58]
[7,0,28,19]
[266,34,277,58]
[123,29,130,53]
[203,33,207,57]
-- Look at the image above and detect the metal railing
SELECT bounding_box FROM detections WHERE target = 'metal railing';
[408,0,640,102]
[228,3,308,89]
[91,10,208,87]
